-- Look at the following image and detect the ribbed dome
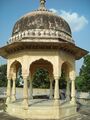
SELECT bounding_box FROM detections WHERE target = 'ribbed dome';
[12,10,72,36]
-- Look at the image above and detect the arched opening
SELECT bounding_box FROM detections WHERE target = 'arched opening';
[29,59,54,99]
[10,60,23,87]
[60,62,72,100]
[9,60,22,101]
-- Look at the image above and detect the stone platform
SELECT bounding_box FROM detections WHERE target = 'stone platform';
[6,99,77,120]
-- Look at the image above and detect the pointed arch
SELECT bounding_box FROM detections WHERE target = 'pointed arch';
[9,60,22,79]
[61,61,73,79]
[29,58,54,79]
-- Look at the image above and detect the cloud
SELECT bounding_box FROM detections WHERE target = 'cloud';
[50,8,59,14]
[50,8,88,32]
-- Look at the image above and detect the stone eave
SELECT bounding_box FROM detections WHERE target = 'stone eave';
[0,41,88,60]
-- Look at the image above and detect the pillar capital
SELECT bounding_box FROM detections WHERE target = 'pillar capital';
[12,77,16,81]
[22,75,28,80]
[69,71,76,81]
[70,77,75,81]
[7,76,11,80]
[54,76,60,80]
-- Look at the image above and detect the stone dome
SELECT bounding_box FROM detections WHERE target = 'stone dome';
[9,0,73,43]
[12,11,71,36]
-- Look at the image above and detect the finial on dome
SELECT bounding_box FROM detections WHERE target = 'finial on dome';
[39,0,46,10]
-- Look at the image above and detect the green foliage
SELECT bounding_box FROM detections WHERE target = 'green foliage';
[16,66,23,87]
[0,64,7,87]
[16,78,20,87]
[76,54,90,92]
[32,68,50,88]
[32,68,67,89]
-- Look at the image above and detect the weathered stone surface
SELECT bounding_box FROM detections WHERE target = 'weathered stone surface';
[12,11,72,36]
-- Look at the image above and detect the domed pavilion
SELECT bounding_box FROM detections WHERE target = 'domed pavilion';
[0,0,88,119]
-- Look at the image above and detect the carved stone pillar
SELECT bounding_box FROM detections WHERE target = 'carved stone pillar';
[53,76,60,119]
[6,77,11,104]
[49,80,53,99]
[66,80,70,101]
[23,76,28,108]
[70,71,76,105]
[11,77,16,102]
[70,79,76,104]
[30,78,33,99]
[54,76,60,100]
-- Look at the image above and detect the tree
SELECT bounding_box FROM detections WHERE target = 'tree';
[76,54,90,92]
[32,68,50,88]
[0,64,7,87]
[32,68,67,89]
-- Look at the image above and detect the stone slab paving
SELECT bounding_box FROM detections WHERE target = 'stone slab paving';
[0,112,23,120]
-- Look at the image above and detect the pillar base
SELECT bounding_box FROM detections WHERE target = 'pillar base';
[22,99,28,109]
[11,96,16,102]
[70,98,76,105]
[6,97,11,105]
[53,99,60,106]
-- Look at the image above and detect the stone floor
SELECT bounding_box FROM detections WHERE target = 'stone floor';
[0,112,22,120]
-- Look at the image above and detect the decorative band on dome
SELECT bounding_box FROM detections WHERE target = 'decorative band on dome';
[8,29,74,44]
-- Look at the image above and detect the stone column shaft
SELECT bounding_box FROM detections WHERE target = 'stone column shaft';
[66,81,70,101]
[23,76,28,108]
[50,80,53,99]
[54,78,59,100]
[70,80,76,104]
[11,78,16,102]
[6,78,11,104]
[30,79,33,99]
[53,77,60,119]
